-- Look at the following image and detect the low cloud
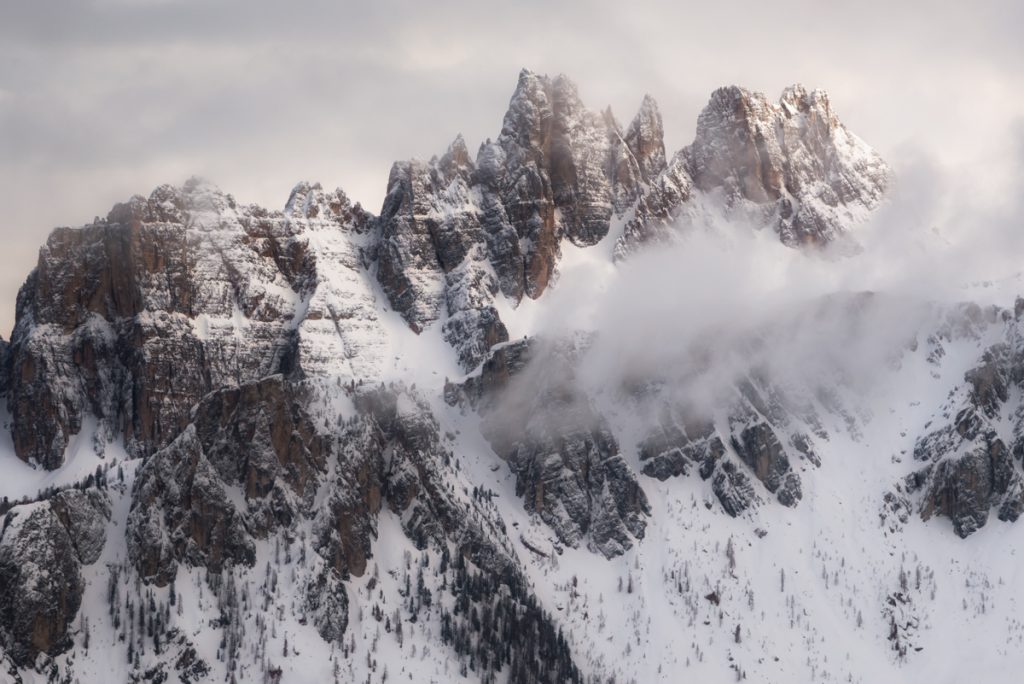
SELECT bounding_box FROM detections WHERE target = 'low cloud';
[512,141,1024,420]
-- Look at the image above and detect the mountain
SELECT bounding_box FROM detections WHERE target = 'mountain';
[1,70,1018,683]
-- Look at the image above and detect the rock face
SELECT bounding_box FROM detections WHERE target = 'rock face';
[128,373,523,644]
[615,84,889,256]
[6,178,381,470]
[127,375,326,586]
[0,491,109,666]
[376,136,510,370]
[450,338,651,557]
[911,331,1024,537]
[637,371,818,515]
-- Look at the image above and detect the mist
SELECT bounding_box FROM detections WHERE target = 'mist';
[494,140,1024,428]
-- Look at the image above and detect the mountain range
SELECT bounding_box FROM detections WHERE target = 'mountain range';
[1,69,1019,683]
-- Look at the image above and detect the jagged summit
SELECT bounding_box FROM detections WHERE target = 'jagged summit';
[615,82,889,257]
[4,71,891,473]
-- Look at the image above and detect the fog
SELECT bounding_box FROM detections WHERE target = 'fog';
[494,141,1024,427]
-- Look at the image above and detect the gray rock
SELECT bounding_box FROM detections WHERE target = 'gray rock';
[127,375,326,585]
[460,338,650,557]
[730,421,801,507]
[0,490,109,666]
[712,461,759,517]
[615,84,889,255]
[49,489,110,565]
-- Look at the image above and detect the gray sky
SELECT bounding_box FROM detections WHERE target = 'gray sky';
[1,0,1021,337]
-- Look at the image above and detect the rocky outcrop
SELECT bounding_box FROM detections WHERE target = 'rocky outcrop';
[636,371,816,514]
[7,178,383,470]
[49,489,110,565]
[730,420,803,507]
[127,373,524,644]
[615,151,694,259]
[127,375,327,585]
[615,84,889,255]
[910,341,1024,537]
[0,490,109,666]
[639,412,726,482]
[376,136,510,369]
[451,338,650,557]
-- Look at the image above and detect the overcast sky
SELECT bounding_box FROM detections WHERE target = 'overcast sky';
[0,0,1021,336]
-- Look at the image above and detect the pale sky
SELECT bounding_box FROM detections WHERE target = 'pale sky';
[1,0,1021,337]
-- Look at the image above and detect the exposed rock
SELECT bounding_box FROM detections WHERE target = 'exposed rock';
[457,338,650,557]
[909,337,1024,537]
[712,461,759,517]
[615,84,889,255]
[635,369,813,514]
[445,338,534,410]
[49,489,110,565]
[127,375,326,585]
[0,490,109,666]
[919,435,1018,537]
[127,422,256,585]
[639,413,725,482]
[127,373,525,646]
[730,421,801,507]
[624,95,668,185]
[479,70,657,299]
[311,383,527,638]
[689,85,889,245]
[7,178,382,470]
[614,151,694,259]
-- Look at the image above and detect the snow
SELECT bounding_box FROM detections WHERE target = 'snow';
[434,309,1024,683]
[0,414,128,502]
[8,214,1024,682]
[3,80,1023,682]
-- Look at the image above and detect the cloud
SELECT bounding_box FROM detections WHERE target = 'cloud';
[501,136,1024,423]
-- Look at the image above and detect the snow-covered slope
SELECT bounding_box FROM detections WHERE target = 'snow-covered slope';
[4,70,1019,684]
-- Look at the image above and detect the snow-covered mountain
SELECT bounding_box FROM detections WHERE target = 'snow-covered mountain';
[1,69,1018,684]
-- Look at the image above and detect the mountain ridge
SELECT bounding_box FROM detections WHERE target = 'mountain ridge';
[5,70,1020,684]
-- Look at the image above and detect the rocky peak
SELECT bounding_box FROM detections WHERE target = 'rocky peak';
[283,181,369,229]
[625,93,667,181]
[497,68,554,155]
[615,82,889,255]
[5,174,385,470]
[437,134,475,180]
[687,85,786,203]
[689,84,888,244]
